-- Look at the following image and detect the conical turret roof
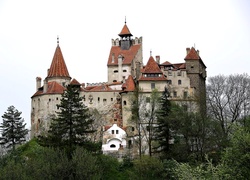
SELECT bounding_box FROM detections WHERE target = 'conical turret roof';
[118,22,133,37]
[47,44,70,78]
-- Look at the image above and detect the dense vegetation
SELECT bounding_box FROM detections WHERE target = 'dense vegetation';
[0,74,250,179]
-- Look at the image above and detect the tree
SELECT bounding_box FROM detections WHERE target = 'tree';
[207,74,250,138]
[153,87,171,158]
[0,106,28,151]
[38,84,96,157]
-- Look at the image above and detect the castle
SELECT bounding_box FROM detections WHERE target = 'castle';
[31,21,206,155]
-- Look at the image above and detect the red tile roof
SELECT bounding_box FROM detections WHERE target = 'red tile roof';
[139,56,167,81]
[118,23,133,36]
[122,75,135,91]
[107,44,141,65]
[84,84,114,92]
[70,78,81,85]
[142,56,162,73]
[184,47,200,60]
[31,81,65,97]
[47,45,70,78]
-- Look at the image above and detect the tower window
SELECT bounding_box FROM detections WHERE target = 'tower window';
[123,100,127,105]
[116,130,119,134]
[151,83,155,89]
[114,70,118,73]
[184,91,188,99]
[112,130,114,134]
[123,69,127,72]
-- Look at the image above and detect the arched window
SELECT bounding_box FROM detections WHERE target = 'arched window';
[123,100,127,105]
[110,144,116,148]
[178,80,182,85]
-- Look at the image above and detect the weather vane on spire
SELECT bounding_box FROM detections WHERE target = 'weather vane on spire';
[125,16,126,24]
[150,49,152,56]
[57,36,59,45]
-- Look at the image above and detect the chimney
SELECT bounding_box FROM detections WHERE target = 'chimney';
[43,79,48,93]
[197,50,200,56]
[36,77,41,91]
[186,48,190,55]
[155,56,160,64]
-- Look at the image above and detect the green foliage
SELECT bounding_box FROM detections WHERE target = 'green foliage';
[154,87,171,158]
[0,105,28,151]
[38,85,96,157]
[132,155,166,180]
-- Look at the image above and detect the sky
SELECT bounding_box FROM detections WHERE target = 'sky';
[0,0,250,129]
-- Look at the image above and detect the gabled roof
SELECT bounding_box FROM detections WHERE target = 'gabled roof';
[70,78,81,85]
[107,44,141,65]
[139,56,167,81]
[161,61,172,66]
[184,47,206,68]
[142,56,162,73]
[47,44,70,78]
[184,47,200,60]
[118,23,133,37]
[84,84,114,92]
[122,75,135,92]
[32,81,65,97]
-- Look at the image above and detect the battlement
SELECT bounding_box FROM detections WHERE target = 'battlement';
[111,36,142,46]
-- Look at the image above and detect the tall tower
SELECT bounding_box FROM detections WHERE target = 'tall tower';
[30,39,71,138]
[184,47,207,113]
[107,21,143,84]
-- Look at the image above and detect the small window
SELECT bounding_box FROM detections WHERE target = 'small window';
[114,119,117,121]
[116,130,119,134]
[98,97,100,102]
[114,70,118,73]
[123,69,127,72]
[112,130,114,134]
[56,97,59,100]
[151,83,155,89]
[113,80,117,82]
[103,99,107,102]
[131,127,135,131]
[167,80,172,85]
[184,92,188,99]
[178,80,182,85]
[111,98,113,101]
[177,70,181,76]
[49,98,51,102]
[146,97,150,103]
[110,144,116,148]
[173,91,177,97]
[123,100,127,105]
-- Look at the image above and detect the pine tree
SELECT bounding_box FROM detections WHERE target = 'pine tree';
[0,106,28,151]
[38,84,97,156]
[154,87,171,158]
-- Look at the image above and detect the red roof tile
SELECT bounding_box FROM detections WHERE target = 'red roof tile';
[47,45,70,78]
[184,47,200,60]
[118,23,133,36]
[122,75,135,91]
[70,78,81,85]
[107,44,141,65]
[161,61,172,66]
[85,84,114,92]
[31,81,65,97]
[142,56,162,73]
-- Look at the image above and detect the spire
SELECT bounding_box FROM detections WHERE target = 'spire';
[118,19,133,37]
[46,40,70,79]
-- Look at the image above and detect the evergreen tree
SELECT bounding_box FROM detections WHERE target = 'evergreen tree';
[38,84,96,157]
[154,87,171,158]
[0,106,28,151]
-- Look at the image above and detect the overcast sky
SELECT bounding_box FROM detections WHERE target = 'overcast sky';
[0,0,250,129]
